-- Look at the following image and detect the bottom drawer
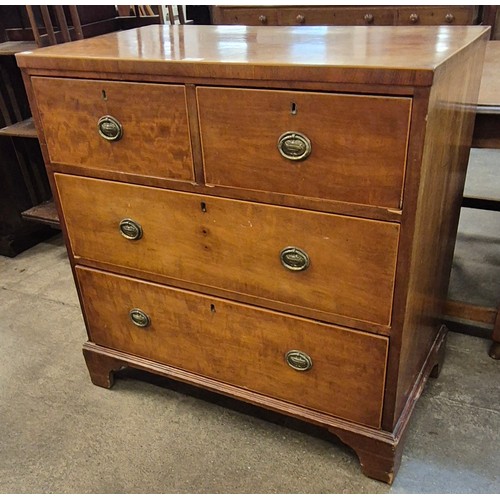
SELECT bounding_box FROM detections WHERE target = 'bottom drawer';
[76,266,388,428]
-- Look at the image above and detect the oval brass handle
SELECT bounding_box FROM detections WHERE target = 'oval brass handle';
[285,350,313,372]
[119,218,143,240]
[280,246,310,272]
[277,131,312,161]
[98,115,123,142]
[364,13,374,24]
[258,15,267,24]
[296,14,305,24]
[409,13,419,24]
[129,308,151,328]
[445,13,454,23]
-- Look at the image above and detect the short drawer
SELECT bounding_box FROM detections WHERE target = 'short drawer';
[56,174,399,327]
[197,87,411,208]
[215,7,279,25]
[278,7,395,26]
[32,77,194,181]
[396,7,477,25]
[77,266,389,428]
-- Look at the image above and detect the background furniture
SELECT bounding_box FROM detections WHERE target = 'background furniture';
[211,5,481,27]
[18,25,489,484]
[0,9,56,256]
[444,41,500,359]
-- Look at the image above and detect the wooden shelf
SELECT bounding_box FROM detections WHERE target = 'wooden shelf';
[0,118,38,139]
[0,41,37,56]
[21,200,60,229]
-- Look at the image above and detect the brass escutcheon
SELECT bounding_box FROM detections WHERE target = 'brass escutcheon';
[119,218,143,240]
[277,131,312,161]
[285,350,313,371]
[280,246,310,272]
[98,115,123,141]
[129,308,151,328]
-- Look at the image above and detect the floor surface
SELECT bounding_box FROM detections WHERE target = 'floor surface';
[0,149,499,493]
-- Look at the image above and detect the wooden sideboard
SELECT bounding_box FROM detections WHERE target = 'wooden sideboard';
[17,25,489,484]
[211,5,480,27]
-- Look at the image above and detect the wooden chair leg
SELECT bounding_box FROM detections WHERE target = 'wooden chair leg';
[489,306,500,360]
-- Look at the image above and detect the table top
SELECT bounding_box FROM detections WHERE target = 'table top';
[478,41,500,107]
[17,25,490,87]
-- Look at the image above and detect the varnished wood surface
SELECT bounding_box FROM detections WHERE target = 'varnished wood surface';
[477,41,500,107]
[77,266,388,428]
[56,173,399,327]
[32,77,194,181]
[0,117,37,138]
[16,25,490,87]
[198,87,411,208]
[390,32,488,424]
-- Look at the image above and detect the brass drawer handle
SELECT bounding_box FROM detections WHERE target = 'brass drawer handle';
[98,115,123,142]
[280,246,310,272]
[119,218,143,240]
[129,308,151,328]
[277,131,312,161]
[285,350,313,371]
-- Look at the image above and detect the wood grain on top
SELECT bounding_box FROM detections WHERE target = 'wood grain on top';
[16,25,490,86]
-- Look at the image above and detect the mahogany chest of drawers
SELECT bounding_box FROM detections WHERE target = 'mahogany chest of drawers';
[17,25,489,484]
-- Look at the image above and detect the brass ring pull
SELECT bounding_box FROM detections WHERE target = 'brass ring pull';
[280,246,310,272]
[277,131,312,161]
[285,350,313,371]
[119,218,143,240]
[129,308,151,328]
[98,115,123,141]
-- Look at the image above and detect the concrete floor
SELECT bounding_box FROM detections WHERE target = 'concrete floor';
[0,150,499,493]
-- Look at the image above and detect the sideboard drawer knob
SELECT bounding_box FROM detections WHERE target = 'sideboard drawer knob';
[280,246,310,272]
[409,13,419,24]
[258,15,267,24]
[129,308,151,328]
[98,115,123,142]
[277,131,312,161]
[364,13,374,24]
[445,13,455,23]
[285,350,313,371]
[119,218,143,240]
[296,14,305,24]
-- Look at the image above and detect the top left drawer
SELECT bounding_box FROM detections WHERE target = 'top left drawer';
[32,77,194,182]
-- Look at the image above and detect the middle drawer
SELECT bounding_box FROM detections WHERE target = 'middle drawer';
[55,173,399,328]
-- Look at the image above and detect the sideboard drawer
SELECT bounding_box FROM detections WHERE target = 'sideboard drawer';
[77,266,388,428]
[56,173,399,327]
[32,77,194,181]
[197,87,411,208]
[277,7,396,26]
[396,6,477,26]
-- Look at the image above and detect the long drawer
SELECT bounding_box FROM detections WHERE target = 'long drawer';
[197,87,411,208]
[56,174,400,327]
[32,77,194,181]
[76,266,389,428]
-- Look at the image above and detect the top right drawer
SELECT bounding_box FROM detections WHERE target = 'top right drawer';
[197,87,411,209]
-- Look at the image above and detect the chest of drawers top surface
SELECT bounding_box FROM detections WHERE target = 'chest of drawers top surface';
[17,24,488,86]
